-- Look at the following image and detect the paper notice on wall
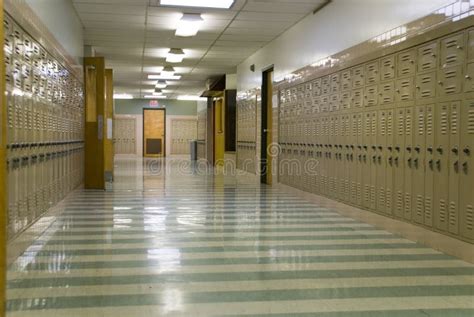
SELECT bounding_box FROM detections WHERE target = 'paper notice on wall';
[107,118,113,139]
[272,94,278,108]
[98,115,103,140]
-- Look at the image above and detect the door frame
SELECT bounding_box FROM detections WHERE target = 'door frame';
[260,66,274,184]
[142,108,166,157]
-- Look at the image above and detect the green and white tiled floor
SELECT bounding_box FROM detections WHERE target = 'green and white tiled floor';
[6,157,474,316]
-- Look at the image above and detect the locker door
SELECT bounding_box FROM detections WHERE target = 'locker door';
[352,66,365,89]
[312,78,321,97]
[424,104,435,227]
[341,69,352,91]
[404,106,414,221]
[438,65,463,96]
[395,77,414,102]
[460,99,474,241]
[380,55,396,81]
[356,112,364,207]
[417,42,438,72]
[330,73,340,94]
[364,85,378,107]
[365,61,379,85]
[440,32,465,68]
[376,110,387,214]
[350,113,358,205]
[413,105,426,224]
[415,71,437,99]
[321,76,331,95]
[434,103,450,232]
[468,28,474,62]
[397,49,416,77]
[352,89,363,109]
[340,90,351,110]
[465,63,474,92]
[385,109,395,215]
[393,108,405,218]
[448,101,460,235]
[370,111,377,211]
[362,112,371,209]
[379,81,395,105]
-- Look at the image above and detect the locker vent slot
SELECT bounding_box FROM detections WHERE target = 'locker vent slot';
[441,112,448,135]
[440,200,447,223]
[466,205,473,230]
[416,195,424,217]
[449,201,457,226]
[426,112,433,135]
[418,112,424,135]
[451,110,458,135]
[386,190,392,210]
[396,192,403,212]
[425,198,432,221]
[468,109,474,134]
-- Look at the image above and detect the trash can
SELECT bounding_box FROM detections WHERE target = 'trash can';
[190,140,197,161]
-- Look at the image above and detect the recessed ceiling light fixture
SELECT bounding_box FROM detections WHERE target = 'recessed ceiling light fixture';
[176,13,203,37]
[113,93,134,99]
[161,65,175,77]
[155,80,167,88]
[154,89,163,95]
[148,74,182,80]
[161,0,234,9]
[166,48,185,63]
[144,95,167,99]
[177,95,207,101]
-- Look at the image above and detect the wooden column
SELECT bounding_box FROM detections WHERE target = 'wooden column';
[84,57,106,189]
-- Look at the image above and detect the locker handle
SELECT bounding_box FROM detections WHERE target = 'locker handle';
[395,146,400,152]
[414,146,420,152]
[407,158,412,167]
[436,160,441,169]
[428,159,434,169]
[414,158,418,166]
[388,157,393,165]
[427,147,433,153]
[454,161,459,171]
[378,146,383,150]
[451,147,458,154]
[406,146,412,152]
[436,147,443,154]
[462,162,468,170]
[463,148,470,155]
[388,146,393,151]
[371,145,376,150]
[466,75,472,80]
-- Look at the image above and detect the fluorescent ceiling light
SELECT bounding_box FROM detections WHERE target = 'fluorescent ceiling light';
[166,48,185,63]
[162,0,234,9]
[113,93,133,99]
[161,65,175,77]
[144,95,167,99]
[155,80,167,89]
[177,95,207,101]
[148,74,182,80]
[176,13,203,37]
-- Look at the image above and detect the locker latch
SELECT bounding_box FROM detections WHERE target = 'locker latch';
[463,147,470,155]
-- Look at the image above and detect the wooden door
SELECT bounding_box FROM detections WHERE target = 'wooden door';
[143,109,165,157]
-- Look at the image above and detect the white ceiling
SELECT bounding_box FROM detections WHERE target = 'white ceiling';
[72,0,326,98]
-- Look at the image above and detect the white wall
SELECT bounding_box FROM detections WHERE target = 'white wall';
[237,0,454,91]
[26,0,84,64]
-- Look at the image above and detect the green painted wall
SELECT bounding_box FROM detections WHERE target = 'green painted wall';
[114,99,197,116]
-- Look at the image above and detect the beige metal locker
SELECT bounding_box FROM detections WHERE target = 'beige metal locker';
[438,65,463,96]
[417,42,438,72]
[460,99,474,241]
[364,85,378,107]
[448,101,460,235]
[395,77,415,102]
[468,28,474,62]
[350,113,358,205]
[424,104,435,227]
[413,105,426,224]
[362,112,371,209]
[356,112,364,207]
[352,66,365,89]
[365,61,380,85]
[465,63,474,92]
[385,109,395,215]
[379,81,395,105]
[404,106,414,220]
[341,70,352,91]
[440,32,465,68]
[393,107,405,218]
[434,102,450,232]
[397,49,416,77]
[376,110,387,214]
[352,89,363,108]
[381,55,396,81]
[415,71,437,99]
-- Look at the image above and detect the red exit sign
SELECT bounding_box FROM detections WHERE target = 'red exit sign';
[149,100,159,107]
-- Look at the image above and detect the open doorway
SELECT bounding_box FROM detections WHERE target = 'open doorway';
[261,67,274,184]
[143,109,166,157]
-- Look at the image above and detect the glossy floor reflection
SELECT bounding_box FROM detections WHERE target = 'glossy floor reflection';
[6,157,474,316]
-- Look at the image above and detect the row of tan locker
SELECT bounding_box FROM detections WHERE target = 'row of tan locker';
[280,28,474,113]
[278,100,474,242]
[237,98,257,143]
[3,16,83,107]
[236,141,257,174]
[4,14,85,240]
